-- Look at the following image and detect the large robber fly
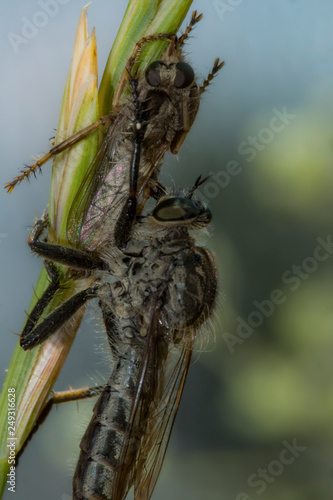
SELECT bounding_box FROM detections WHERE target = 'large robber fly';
[8,11,222,500]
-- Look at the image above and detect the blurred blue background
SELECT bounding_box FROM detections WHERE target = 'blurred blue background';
[1,1,333,499]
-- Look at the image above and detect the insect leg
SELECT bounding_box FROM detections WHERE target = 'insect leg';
[48,385,105,405]
[22,212,108,345]
[16,385,104,465]
[114,77,146,248]
[20,284,100,350]
[21,259,61,340]
[29,213,106,270]
[5,114,114,192]
[199,58,225,95]
[113,32,175,107]
[177,10,203,47]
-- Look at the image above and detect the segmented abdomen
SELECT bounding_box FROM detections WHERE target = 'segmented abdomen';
[73,345,142,500]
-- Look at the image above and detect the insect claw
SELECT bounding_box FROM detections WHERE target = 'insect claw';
[214,57,225,72]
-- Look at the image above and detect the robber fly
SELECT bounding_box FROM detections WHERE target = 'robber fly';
[18,70,218,500]
[9,11,221,500]
[21,179,217,499]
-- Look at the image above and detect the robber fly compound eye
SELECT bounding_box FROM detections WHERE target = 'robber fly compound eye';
[145,60,166,87]
[153,197,200,222]
[174,62,195,88]
[152,196,212,226]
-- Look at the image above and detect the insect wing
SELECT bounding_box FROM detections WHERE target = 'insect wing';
[134,341,193,499]
[66,114,131,251]
[112,304,194,500]
[66,111,161,252]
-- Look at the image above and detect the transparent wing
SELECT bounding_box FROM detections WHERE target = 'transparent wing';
[111,303,195,500]
[66,113,165,252]
[66,113,130,250]
[134,338,193,499]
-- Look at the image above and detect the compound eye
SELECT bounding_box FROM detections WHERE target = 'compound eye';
[174,62,195,88]
[153,197,200,222]
[145,61,165,87]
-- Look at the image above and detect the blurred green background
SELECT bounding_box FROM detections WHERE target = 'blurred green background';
[1,1,333,499]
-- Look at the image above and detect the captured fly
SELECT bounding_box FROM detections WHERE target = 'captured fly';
[6,11,223,251]
[20,182,217,499]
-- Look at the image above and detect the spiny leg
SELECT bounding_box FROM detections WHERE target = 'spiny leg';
[199,58,225,95]
[177,10,203,47]
[5,114,114,192]
[36,384,105,424]
[113,32,175,107]
[48,385,105,404]
[126,33,174,72]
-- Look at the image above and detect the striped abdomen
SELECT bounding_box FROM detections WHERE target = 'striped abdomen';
[73,345,142,500]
